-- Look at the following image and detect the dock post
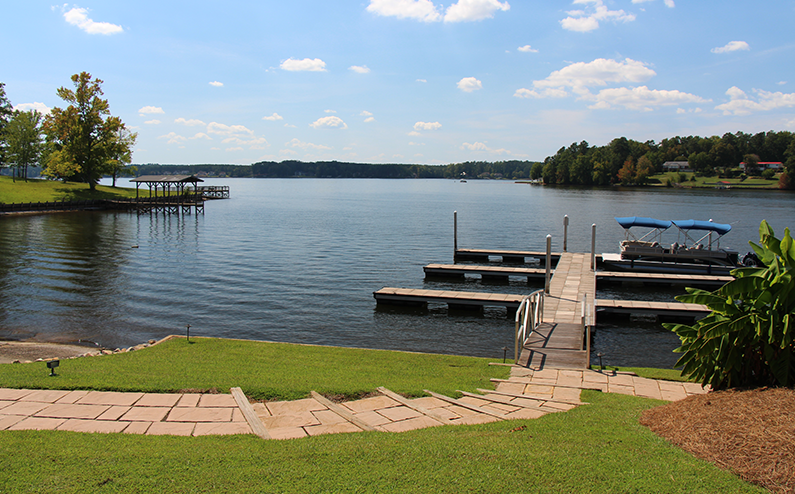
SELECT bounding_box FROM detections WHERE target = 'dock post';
[454,211,458,255]
[545,235,552,294]
[590,223,596,270]
[563,215,569,252]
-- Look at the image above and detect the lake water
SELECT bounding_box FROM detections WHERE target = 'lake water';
[1,178,793,368]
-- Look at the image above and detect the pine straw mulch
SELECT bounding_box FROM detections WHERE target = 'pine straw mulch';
[640,387,795,493]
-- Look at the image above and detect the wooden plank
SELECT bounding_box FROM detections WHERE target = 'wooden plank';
[374,287,525,309]
[596,271,732,287]
[424,264,548,279]
[310,391,377,432]
[377,387,449,425]
[596,299,709,315]
[230,387,271,440]
[422,390,505,420]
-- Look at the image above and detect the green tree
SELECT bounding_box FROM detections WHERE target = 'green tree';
[0,82,14,170]
[5,110,44,182]
[743,153,760,176]
[42,72,135,190]
[666,220,795,390]
[105,127,138,187]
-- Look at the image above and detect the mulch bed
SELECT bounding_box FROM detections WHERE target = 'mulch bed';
[640,387,795,493]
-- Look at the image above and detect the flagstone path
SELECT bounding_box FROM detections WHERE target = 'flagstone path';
[0,367,708,439]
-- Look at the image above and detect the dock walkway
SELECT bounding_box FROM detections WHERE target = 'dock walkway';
[518,253,594,370]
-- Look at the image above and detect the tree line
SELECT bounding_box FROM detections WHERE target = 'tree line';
[538,132,795,187]
[0,73,136,189]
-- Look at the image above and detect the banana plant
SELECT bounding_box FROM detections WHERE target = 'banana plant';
[665,220,794,390]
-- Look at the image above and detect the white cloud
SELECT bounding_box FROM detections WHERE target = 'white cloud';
[586,86,708,111]
[530,58,655,96]
[444,0,510,23]
[366,0,442,22]
[461,141,509,154]
[518,45,538,53]
[715,86,795,115]
[364,117,375,123]
[560,0,635,32]
[280,58,327,72]
[158,132,211,145]
[324,109,337,114]
[310,116,348,129]
[286,138,332,150]
[207,122,254,135]
[62,7,123,35]
[262,113,284,121]
[284,123,297,128]
[676,107,702,114]
[138,106,164,115]
[222,136,269,149]
[14,102,51,114]
[408,131,422,136]
[174,118,206,126]
[349,65,371,74]
[635,0,674,6]
[778,81,787,86]
[414,121,442,131]
[209,81,224,87]
[416,79,427,83]
[457,77,483,92]
[144,119,161,125]
[711,41,750,54]
[360,111,373,116]
[514,87,568,99]
[226,147,244,152]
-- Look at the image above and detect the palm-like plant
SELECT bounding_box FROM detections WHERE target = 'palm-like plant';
[666,220,794,390]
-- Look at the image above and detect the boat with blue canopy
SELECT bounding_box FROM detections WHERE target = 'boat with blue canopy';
[613,216,738,269]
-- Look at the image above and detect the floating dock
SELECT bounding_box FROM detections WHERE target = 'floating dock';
[595,271,732,288]
[423,263,548,282]
[595,299,710,320]
[373,288,525,311]
[454,248,559,264]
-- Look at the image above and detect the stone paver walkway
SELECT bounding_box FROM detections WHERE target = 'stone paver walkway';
[0,368,708,439]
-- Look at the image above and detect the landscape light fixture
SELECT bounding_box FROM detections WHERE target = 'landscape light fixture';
[502,346,508,363]
[46,359,59,376]
[597,352,605,370]
[186,324,191,343]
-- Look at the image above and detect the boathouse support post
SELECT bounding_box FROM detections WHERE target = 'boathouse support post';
[563,215,569,252]
[454,211,458,255]
[591,223,596,270]
[545,235,552,294]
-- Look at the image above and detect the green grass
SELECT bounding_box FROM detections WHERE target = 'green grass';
[649,171,780,189]
[0,339,761,492]
[0,390,761,493]
[0,337,508,401]
[0,175,140,203]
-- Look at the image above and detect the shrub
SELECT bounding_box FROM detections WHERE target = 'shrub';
[666,220,795,390]
[761,168,776,180]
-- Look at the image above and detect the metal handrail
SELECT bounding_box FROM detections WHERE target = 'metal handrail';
[514,289,545,363]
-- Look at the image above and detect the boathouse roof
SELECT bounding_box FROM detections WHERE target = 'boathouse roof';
[130,175,204,184]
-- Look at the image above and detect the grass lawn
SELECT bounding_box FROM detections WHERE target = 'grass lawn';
[0,338,760,492]
[0,175,140,203]
[649,171,780,189]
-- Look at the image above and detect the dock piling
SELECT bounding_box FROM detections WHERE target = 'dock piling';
[545,235,552,294]
[454,211,458,256]
[563,215,569,252]
[590,224,596,270]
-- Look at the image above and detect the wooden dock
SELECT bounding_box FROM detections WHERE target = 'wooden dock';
[518,253,594,370]
[423,263,548,282]
[595,299,710,320]
[373,288,526,311]
[454,248,559,264]
[596,271,732,288]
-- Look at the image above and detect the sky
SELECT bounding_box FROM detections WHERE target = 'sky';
[3,1,795,165]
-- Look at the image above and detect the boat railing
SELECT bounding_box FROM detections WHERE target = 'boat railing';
[514,289,545,364]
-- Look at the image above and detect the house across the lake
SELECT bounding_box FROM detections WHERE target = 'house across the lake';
[739,161,783,170]
[662,161,692,172]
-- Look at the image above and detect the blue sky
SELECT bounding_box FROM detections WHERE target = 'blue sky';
[3,1,795,165]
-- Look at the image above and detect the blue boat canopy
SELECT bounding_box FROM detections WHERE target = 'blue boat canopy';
[672,220,731,235]
[615,217,672,230]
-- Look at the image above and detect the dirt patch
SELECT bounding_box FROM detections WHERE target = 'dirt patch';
[640,387,795,493]
[0,341,96,364]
